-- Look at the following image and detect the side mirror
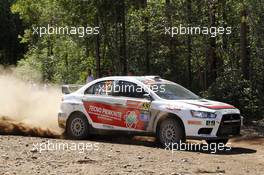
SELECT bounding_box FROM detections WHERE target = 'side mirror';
[143,93,152,101]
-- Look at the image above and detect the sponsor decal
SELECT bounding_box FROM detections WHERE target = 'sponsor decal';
[139,112,150,122]
[166,104,182,111]
[143,80,156,85]
[126,100,142,108]
[187,120,202,125]
[126,100,150,111]
[125,111,138,128]
[221,108,239,114]
[83,101,147,130]
[206,120,215,126]
[136,78,156,85]
[88,105,122,121]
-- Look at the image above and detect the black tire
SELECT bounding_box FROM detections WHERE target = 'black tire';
[206,139,229,146]
[157,118,185,147]
[66,113,90,139]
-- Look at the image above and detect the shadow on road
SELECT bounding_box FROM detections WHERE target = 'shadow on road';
[87,135,258,155]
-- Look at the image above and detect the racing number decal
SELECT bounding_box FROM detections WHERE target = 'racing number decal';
[141,102,151,111]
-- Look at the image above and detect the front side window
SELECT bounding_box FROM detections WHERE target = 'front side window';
[116,81,146,98]
[152,83,200,100]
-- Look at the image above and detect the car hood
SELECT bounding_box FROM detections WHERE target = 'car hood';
[175,99,235,110]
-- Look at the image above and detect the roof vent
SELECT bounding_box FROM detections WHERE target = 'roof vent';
[153,76,161,81]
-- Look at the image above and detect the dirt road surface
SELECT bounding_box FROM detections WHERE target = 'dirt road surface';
[0,133,263,175]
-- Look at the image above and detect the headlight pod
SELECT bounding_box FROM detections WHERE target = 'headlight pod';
[191,110,217,119]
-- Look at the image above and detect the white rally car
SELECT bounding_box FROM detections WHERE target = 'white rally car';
[58,76,242,146]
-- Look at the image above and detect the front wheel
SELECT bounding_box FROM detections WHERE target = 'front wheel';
[66,113,90,139]
[157,118,185,147]
[206,139,229,146]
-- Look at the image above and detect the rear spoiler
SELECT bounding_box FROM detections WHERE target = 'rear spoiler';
[61,84,83,94]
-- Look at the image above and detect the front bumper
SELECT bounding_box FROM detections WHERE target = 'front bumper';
[216,113,241,137]
[186,112,242,140]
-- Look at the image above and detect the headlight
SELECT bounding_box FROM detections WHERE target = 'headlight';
[191,110,217,119]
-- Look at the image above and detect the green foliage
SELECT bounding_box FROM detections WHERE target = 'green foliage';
[4,0,264,119]
[16,35,94,84]
[202,68,262,120]
[0,0,24,65]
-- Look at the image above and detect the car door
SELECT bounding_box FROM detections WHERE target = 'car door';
[110,80,152,131]
[82,80,124,130]
[82,80,152,131]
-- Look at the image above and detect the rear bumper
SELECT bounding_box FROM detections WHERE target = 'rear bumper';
[58,112,67,129]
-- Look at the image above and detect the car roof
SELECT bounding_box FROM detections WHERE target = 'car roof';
[96,76,160,80]
[96,76,173,83]
[77,75,172,94]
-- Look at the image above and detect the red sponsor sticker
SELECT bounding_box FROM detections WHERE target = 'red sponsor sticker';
[126,100,142,108]
[83,101,146,130]
[186,103,235,109]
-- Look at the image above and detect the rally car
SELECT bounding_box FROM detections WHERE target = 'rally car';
[58,76,242,146]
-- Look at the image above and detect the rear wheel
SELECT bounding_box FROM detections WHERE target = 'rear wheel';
[206,139,229,146]
[66,113,90,139]
[157,118,185,147]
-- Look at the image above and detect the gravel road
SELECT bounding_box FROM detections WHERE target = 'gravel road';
[0,134,263,175]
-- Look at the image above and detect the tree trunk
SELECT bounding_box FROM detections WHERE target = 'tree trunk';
[143,0,150,74]
[95,13,101,78]
[120,0,127,75]
[187,0,192,88]
[219,0,226,70]
[240,8,250,80]
[165,0,175,80]
[207,0,217,88]
[222,0,227,51]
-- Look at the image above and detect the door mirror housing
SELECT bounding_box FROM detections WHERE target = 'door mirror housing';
[143,93,152,101]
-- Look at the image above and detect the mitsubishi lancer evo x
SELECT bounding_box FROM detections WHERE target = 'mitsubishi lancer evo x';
[58,76,242,146]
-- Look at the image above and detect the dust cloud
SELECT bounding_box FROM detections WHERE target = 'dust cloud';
[0,66,62,136]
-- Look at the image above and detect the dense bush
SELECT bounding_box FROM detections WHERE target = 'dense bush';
[202,69,262,121]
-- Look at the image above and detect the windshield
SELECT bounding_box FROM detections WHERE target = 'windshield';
[151,83,200,100]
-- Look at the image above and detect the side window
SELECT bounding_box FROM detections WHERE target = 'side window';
[84,85,94,94]
[117,81,145,98]
[84,80,114,95]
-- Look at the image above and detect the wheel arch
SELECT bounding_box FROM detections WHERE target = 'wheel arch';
[66,111,89,127]
[155,113,186,137]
